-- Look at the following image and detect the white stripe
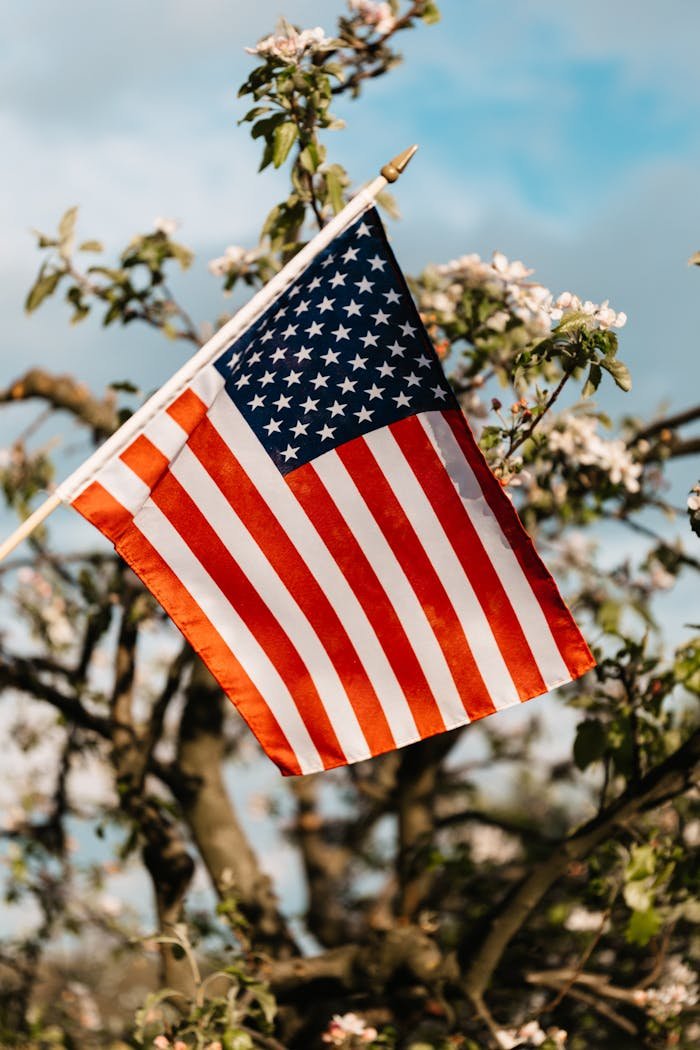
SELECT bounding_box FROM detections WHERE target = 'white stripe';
[133,500,322,774]
[169,445,371,764]
[190,366,225,406]
[204,395,420,745]
[421,411,571,687]
[143,412,189,460]
[314,450,470,729]
[95,457,150,515]
[365,428,521,710]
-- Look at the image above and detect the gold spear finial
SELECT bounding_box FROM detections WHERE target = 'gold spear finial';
[380,144,419,183]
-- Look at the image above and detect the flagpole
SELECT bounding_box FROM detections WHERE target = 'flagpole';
[0,146,419,564]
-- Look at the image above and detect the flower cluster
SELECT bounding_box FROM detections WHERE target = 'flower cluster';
[153,217,179,237]
[246,23,333,62]
[207,244,261,279]
[634,955,699,1023]
[564,906,608,933]
[17,567,74,648]
[545,413,642,493]
[688,482,700,536]
[423,251,626,344]
[154,1039,221,1050]
[348,0,397,35]
[322,1012,378,1047]
[550,292,627,331]
[496,1020,567,1048]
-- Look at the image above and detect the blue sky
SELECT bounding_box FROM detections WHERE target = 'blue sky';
[1,0,699,934]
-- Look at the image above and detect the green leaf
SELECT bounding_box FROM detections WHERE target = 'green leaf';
[79,240,103,252]
[58,205,78,242]
[25,269,62,313]
[600,356,632,392]
[626,907,661,946]
[422,2,441,23]
[573,718,606,770]
[324,168,344,214]
[582,362,602,399]
[272,121,298,168]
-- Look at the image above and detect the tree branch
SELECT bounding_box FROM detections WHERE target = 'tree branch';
[0,369,118,437]
[462,727,700,1002]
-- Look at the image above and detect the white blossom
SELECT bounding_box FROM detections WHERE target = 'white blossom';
[546,413,642,493]
[246,24,333,62]
[208,244,261,278]
[688,484,700,513]
[642,955,699,1022]
[322,1012,378,1045]
[564,906,608,932]
[550,292,626,331]
[349,1,396,35]
[153,216,179,237]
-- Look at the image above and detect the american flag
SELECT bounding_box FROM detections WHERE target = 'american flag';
[66,207,594,775]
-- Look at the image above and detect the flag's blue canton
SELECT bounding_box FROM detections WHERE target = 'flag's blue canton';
[214,207,455,476]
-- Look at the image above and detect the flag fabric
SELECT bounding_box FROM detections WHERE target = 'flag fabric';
[64,207,594,776]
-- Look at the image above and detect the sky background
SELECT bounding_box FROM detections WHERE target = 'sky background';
[1,0,699,937]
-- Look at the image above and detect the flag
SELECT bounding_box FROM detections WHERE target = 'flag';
[63,207,594,776]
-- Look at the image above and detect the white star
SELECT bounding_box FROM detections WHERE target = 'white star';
[259,370,276,387]
[321,254,335,269]
[318,296,335,314]
[271,347,286,363]
[355,275,374,294]
[288,284,301,298]
[273,393,292,410]
[344,299,363,317]
[248,394,265,410]
[291,420,309,438]
[284,369,302,386]
[294,299,311,315]
[263,418,282,435]
[400,320,416,337]
[360,331,379,348]
[295,346,313,362]
[431,385,448,400]
[349,354,367,370]
[415,354,431,368]
[368,254,386,271]
[321,348,340,365]
[377,361,395,378]
[365,383,384,401]
[235,373,251,389]
[282,323,298,339]
[388,340,405,357]
[310,372,329,390]
[332,324,351,341]
[274,306,287,321]
[281,444,300,462]
[308,275,322,291]
[356,221,371,237]
[384,288,401,305]
[249,350,262,365]
[330,270,347,288]
[355,406,373,423]
[301,396,319,413]
[317,424,336,441]
[327,400,346,417]
[372,309,390,325]
[227,352,240,370]
[405,372,421,388]
[260,330,274,343]
[338,377,357,394]
[342,246,359,263]
[306,320,323,338]
[394,391,411,408]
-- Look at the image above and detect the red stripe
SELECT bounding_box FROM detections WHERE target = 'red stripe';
[443,408,595,681]
[167,388,208,434]
[390,415,547,701]
[337,437,497,720]
[149,470,346,769]
[286,462,446,739]
[72,482,132,543]
[120,435,169,490]
[114,519,301,776]
[187,417,395,756]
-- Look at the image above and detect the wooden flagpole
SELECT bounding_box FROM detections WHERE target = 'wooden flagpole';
[0,146,418,564]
